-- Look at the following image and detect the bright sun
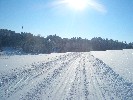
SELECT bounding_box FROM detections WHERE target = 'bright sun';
[64,0,88,10]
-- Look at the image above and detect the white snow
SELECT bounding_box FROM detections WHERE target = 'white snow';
[0,50,133,100]
[91,49,133,83]
[0,53,67,72]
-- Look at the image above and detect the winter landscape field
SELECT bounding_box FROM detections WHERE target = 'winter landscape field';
[0,49,133,100]
[1,0,133,99]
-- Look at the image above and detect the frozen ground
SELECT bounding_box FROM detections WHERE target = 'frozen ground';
[0,50,133,100]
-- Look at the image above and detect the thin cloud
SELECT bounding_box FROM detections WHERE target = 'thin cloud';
[87,0,107,13]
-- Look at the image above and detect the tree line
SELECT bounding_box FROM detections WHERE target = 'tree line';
[0,29,133,54]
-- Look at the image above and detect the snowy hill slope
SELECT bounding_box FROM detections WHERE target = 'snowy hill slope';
[0,51,133,100]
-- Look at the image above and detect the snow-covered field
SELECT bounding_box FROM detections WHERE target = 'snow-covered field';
[0,50,133,100]
[91,49,133,83]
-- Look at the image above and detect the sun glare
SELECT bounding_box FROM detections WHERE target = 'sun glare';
[53,0,106,13]
[64,0,88,10]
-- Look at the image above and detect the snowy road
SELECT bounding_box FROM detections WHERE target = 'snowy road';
[0,52,133,100]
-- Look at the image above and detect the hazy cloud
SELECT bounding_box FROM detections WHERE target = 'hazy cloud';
[87,0,107,13]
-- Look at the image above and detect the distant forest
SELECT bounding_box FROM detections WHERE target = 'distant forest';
[0,29,133,54]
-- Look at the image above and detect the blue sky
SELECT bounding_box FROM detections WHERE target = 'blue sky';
[0,0,133,42]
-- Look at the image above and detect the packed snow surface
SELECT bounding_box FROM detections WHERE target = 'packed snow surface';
[0,50,133,100]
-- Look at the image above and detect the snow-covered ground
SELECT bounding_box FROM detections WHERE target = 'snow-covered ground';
[91,49,133,83]
[0,50,133,100]
[0,53,67,72]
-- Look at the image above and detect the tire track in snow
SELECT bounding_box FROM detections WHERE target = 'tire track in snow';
[50,57,82,100]
[66,54,90,100]
[37,53,81,100]
[85,54,106,100]
[0,53,80,100]
[1,52,133,100]
[91,56,133,100]
[58,57,84,100]
[19,53,82,100]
